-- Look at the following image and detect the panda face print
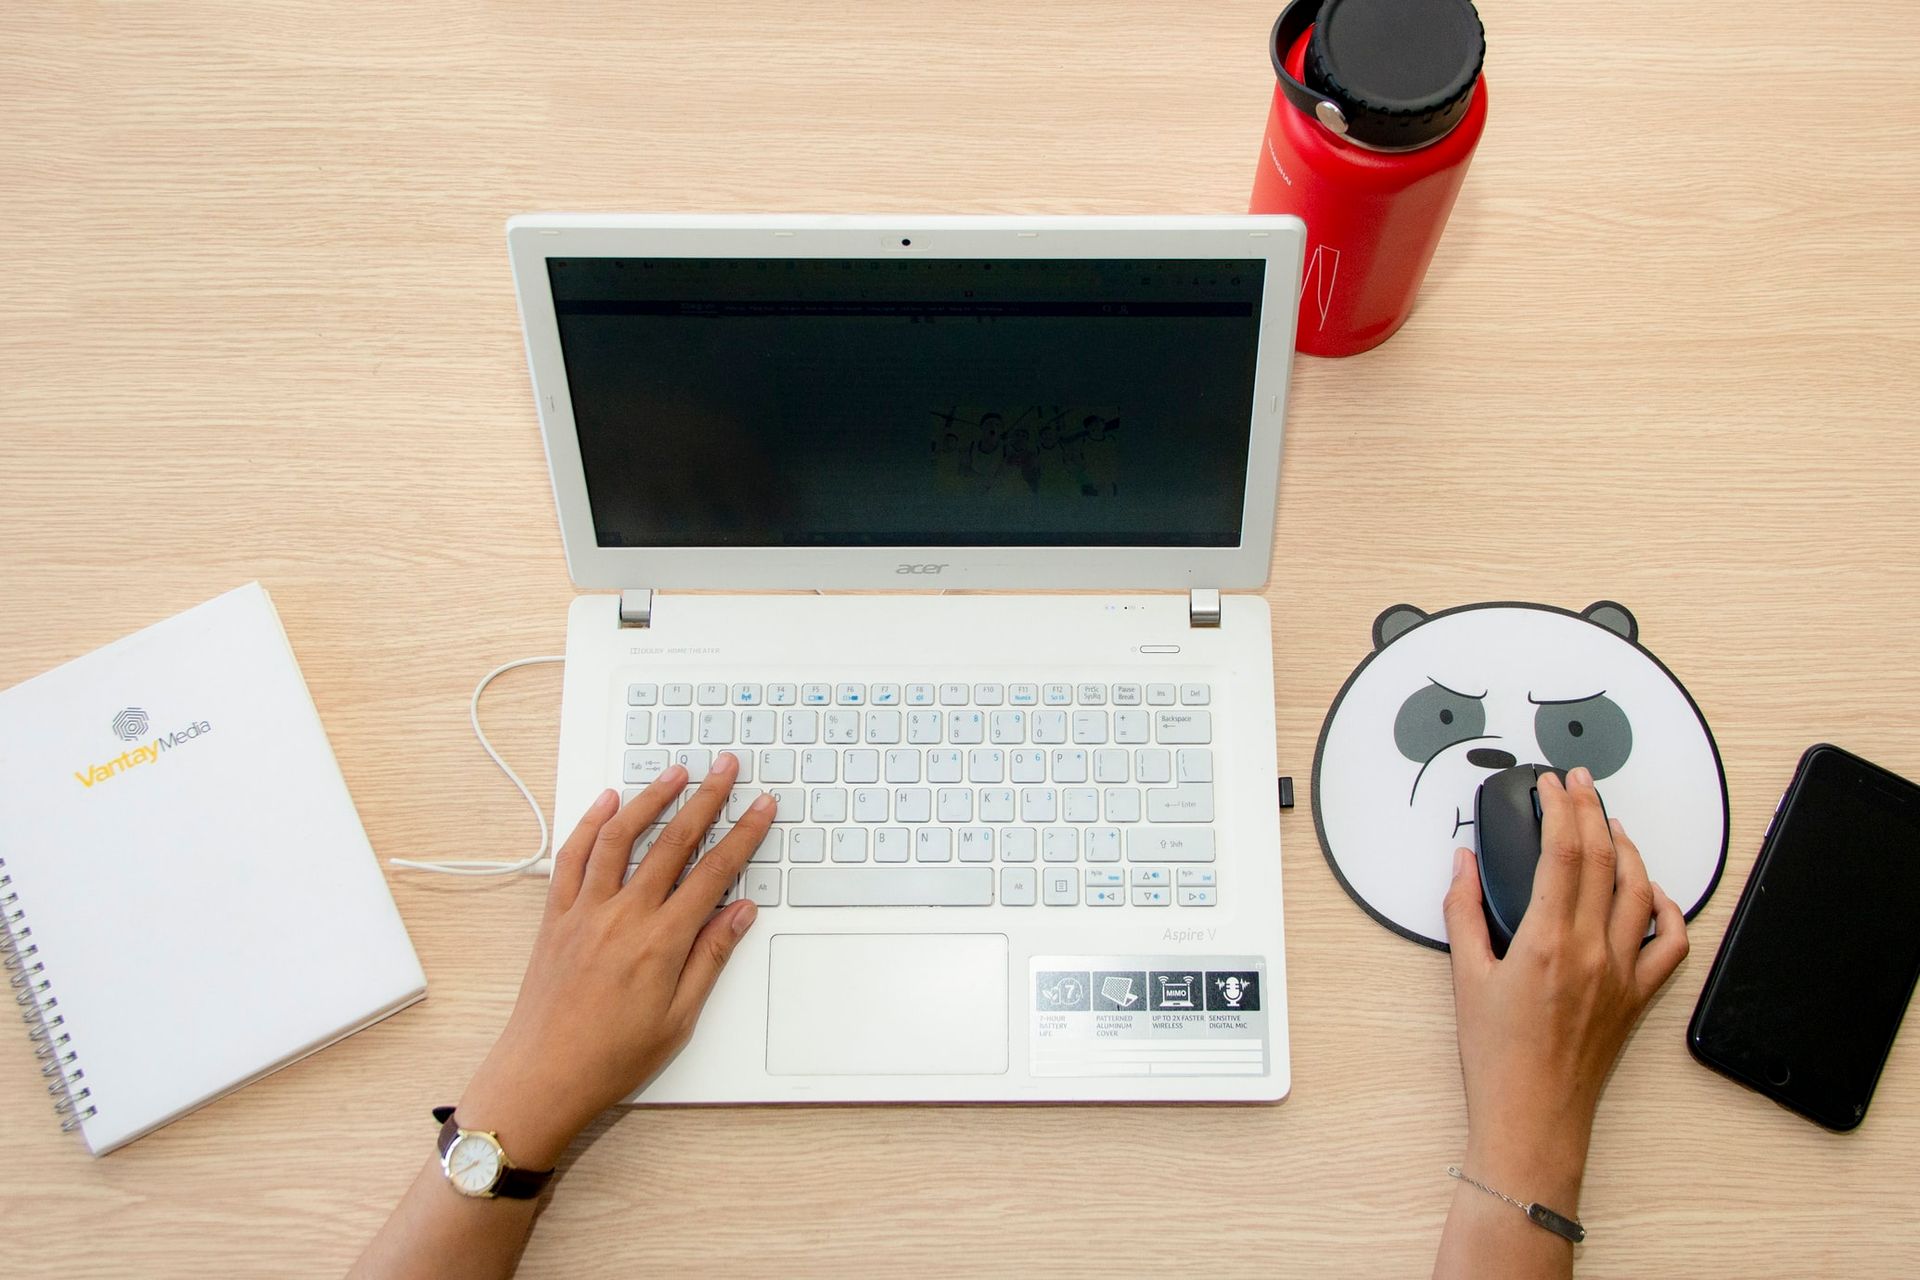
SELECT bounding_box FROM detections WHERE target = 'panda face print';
[1313,601,1727,950]
[1394,680,1491,784]
[1529,691,1633,781]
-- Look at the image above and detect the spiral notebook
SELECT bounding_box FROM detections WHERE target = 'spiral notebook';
[0,583,426,1155]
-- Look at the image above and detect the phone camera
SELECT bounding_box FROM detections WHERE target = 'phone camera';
[901,238,912,246]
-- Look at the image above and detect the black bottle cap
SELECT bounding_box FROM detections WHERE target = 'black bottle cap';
[1270,0,1485,151]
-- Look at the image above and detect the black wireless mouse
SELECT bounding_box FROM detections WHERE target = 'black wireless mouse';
[1474,764,1606,957]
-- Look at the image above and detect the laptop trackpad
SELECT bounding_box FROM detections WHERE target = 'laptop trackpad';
[766,934,1009,1075]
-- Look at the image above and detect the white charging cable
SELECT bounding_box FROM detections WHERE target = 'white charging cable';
[388,655,565,877]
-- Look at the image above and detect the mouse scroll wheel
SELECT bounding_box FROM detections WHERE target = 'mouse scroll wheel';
[1530,788,1542,822]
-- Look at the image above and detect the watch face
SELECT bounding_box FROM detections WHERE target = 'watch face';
[446,1132,503,1196]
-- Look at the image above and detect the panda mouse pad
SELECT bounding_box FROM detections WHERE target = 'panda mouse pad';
[1312,601,1728,950]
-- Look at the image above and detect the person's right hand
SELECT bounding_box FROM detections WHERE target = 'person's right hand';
[1441,767,1690,1218]
[454,753,768,1171]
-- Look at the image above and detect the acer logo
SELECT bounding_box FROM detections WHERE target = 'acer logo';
[896,563,948,575]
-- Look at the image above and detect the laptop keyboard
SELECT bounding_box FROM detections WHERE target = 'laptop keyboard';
[618,680,1220,909]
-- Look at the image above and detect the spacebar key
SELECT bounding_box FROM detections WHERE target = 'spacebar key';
[788,867,994,906]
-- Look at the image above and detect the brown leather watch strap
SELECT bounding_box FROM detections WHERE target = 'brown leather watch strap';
[433,1105,459,1158]
[431,1105,555,1200]
[494,1165,554,1199]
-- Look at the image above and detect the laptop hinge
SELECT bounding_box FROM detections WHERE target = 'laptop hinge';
[1189,589,1221,629]
[619,589,654,628]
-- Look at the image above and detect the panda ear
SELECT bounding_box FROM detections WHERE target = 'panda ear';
[1581,600,1638,642]
[1371,604,1428,650]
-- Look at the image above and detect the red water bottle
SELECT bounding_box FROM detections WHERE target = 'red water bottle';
[1250,0,1487,357]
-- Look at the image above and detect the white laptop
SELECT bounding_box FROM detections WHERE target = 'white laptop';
[507,213,1304,1103]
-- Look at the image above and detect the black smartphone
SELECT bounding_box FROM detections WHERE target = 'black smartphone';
[1688,744,1920,1130]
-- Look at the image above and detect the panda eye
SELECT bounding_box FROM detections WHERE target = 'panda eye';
[1393,683,1487,763]
[1532,693,1632,780]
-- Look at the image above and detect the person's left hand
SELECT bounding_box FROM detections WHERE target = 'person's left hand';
[454,755,768,1168]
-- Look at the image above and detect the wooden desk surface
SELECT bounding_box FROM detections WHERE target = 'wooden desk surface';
[5,1,1919,1274]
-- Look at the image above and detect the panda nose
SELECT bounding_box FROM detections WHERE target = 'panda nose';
[1468,747,1517,770]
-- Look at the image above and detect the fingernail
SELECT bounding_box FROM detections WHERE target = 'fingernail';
[1453,846,1468,876]
[1569,766,1593,788]
[750,793,776,814]
[1609,817,1625,835]
[597,787,619,812]
[730,901,757,935]
[716,753,739,773]
[661,764,687,785]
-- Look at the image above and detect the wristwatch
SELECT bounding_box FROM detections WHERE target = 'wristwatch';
[433,1106,555,1200]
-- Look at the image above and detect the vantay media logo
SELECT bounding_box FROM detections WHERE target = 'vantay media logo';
[73,709,214,789]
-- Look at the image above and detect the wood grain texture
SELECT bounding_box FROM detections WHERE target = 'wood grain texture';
[4,0,1919,1274]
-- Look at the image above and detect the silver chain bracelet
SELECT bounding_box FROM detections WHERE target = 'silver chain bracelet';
[1448,1165,1586,1244]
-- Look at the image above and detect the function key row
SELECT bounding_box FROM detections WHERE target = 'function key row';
[627,682,1212,708]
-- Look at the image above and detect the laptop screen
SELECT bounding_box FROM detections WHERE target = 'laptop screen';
[546,257,1266,548]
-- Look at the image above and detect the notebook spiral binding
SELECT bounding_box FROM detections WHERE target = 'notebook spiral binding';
[0,858,96,1132]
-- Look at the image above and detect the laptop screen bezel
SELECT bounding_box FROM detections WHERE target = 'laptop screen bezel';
[507,213,1303,591]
